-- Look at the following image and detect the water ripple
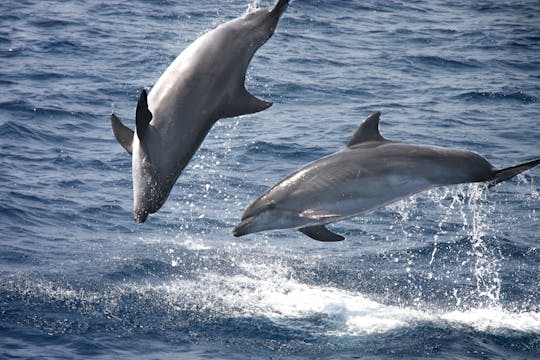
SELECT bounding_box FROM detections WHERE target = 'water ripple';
[455,91,538,104]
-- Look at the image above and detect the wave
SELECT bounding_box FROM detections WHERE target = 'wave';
[0,99,36,113]
[243,140,325,160]
[455,91,538,104]
[40,39,91,54]
[0,120,40,142]
[0,100,90,122]
[0,199,52,229]
[404,55,481,69]
[28,17,79,29]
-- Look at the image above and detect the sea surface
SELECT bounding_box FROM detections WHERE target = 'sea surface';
[1,0,539,359]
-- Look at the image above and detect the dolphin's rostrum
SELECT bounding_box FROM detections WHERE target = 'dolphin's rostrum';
[233,112,540,241]
[111,0,290,223]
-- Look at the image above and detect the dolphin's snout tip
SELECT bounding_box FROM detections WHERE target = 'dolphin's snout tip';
[232,228,242,237]
[134,211,149,224]
[232,217,254,237]
[232,224,246,237]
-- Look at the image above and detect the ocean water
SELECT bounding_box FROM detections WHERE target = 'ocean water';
[1,0,539,358]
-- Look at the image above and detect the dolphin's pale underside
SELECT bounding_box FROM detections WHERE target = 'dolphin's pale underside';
[233,112,540,241]
[111,0,290,223]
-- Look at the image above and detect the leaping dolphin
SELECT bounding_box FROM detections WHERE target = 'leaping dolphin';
[111,0,290,223]
[233,112,540,241]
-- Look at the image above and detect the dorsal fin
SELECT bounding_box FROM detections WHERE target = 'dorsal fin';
[347,111,386,147]
[136,89,153,141]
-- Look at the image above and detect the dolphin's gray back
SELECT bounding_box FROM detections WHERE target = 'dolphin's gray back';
[266,142,496,217]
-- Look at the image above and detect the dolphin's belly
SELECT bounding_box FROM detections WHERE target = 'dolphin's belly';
[145,26,250,176]
[143,39,231,178]
[148,24,249,125]
[332,175,433,216]
[301,171,434,217]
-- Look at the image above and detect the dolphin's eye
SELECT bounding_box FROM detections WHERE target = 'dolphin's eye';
[267,202,276,210]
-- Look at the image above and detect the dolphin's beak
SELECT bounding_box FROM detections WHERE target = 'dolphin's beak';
[134,210,149,224]
[232,216,255,237]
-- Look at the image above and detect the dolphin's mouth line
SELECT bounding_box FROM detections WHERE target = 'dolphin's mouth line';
[232,216,256,237]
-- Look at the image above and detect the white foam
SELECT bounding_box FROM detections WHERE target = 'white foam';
[150,259,540,336]
[177,236,211,251]
[441,308,540,333]
[135,233,211,251]
[15,263,540,338]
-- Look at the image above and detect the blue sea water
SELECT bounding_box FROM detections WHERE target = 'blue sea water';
[1,0,540,358]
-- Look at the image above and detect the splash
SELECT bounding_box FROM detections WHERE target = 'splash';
[462,184,501,308]
[388,184,504,309]
[245,0,265,14]
[428,184,502,308]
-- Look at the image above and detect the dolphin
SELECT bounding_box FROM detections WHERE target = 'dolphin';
[233,112,540,241]
[111,0,290,223]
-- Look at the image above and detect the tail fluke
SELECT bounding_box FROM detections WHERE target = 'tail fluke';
[270,0,289,18]
[489,157,540,187]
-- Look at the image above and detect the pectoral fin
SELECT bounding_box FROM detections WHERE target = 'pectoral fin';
[219,87,272,119]
[111,113,134,155]
[299,225,345,242]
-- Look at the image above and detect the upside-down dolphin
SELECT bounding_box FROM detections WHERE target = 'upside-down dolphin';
[233,112,540,241]
[111,0,290,223]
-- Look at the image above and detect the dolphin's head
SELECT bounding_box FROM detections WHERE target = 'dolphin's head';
[132,175,172,224]
[232,194,301,237]
[129,89,175,224]
[131,139,170,224]
[132,180,167,224]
